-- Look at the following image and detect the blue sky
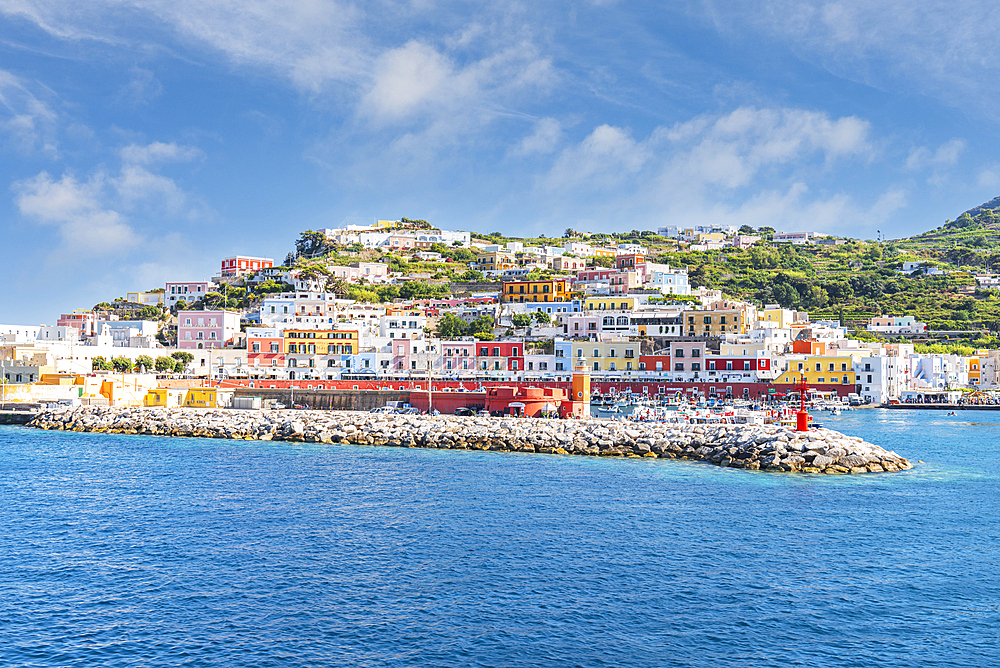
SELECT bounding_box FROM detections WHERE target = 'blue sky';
[2,0,1000,323]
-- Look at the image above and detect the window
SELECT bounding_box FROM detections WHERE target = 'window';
[843,376,850,384]
[709,361,716,370]
[492,347,500,357]
[593,349,600,358]
[252,343,260,353]
[593,361,600,371]
[674,363,684,371]
[744,362,751,371]
[675,349,684,358]
[494,361,501,370]
[726,361,733,371]
[842,363,848,371]
[797,363,803,370]
[816,363,821,372]
[480,347,488,356]
[867,375,873,383]
[703,316,711,324]
[626,361,632,371]
[692,349,700,358]
[540,362,547,370]
[609,349,616,358]
[511,347,518,356]
[691,363,701,371]
[270,343,279,353]
[818,377,825,383]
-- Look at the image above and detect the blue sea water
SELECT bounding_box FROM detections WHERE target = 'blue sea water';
[1,410,998,667]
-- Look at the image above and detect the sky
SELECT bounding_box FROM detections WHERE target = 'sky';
[3,0,1000,323]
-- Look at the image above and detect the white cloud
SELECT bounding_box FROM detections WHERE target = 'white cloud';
[699,0,1000,116]
[12,139,208,256]
[120,141,202,164]
[533,105,892,236]
[545,124,650,190]
[115,66,163,106]
[977,167,1000,190]
[905,138,965,170]
[513,117,562,156]
[12,171,139,254]
[0,68,58,155]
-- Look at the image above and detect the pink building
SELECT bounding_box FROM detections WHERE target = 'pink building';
[57,312,98,337]
[166,281,216,307]
[177,310,241,349]
[221,256,274,277]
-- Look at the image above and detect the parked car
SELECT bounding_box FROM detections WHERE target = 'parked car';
[397,407,420,415]
[454,407,476,416]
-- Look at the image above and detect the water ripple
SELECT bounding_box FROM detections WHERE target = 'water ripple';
[0,411,998,667]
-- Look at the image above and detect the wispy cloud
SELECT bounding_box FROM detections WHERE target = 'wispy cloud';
[0,68,58,155]
[698,0,1000,116]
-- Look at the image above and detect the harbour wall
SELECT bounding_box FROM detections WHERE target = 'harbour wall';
[27,406,913,475]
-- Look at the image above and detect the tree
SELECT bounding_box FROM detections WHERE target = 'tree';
[592,256,613,268]
[563,228,576,238]
[111,356,134,373]
[467,315,494,335]
[135,355,155,372]
[154,356,176,372]
[738,225,755,235]
[295,230,332,258]
[171,351,194,365]
[136,305,163,321]
[473,331,495,341]
[92,356,112,371]
[173,359,187,374]
[459,269,484,282]
[532,310,552,324]
[437,313,468,338]
[511,313,532,329]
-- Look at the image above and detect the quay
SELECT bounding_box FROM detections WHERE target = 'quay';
[0,409,39,425]
[25,406,913,475]
[882,404,1000,411]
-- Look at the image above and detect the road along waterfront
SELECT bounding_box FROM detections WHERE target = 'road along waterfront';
[28,406,911,474]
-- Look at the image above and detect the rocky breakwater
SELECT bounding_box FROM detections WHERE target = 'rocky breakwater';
[28,406,912,474]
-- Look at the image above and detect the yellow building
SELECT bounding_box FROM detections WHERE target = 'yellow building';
[774,355,857,386]
[474,250,516,273]
[501,279,570,303]
[570,339,640,372]
[585,296,638,311]
[284,328,358,355]
[758,305,797,329]
[967,350,990,385]
[682,308,752,336]
[183,388,220,408]
[696,232,726,243]
[126,291,165,306]
[593,247,616,258]
[720,342,767,356]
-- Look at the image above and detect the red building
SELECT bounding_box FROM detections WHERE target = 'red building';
[221,255,274,277]
[475,341,525,372]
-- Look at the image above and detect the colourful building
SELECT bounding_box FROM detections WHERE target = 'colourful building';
[681,308,752,336]
[177,310,241,349]
[774,355,857,387]
[584,296,639,311]
[501,279,570,303]
[220,256,274,277]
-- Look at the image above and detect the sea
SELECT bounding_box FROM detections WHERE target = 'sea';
[1,409,997,667]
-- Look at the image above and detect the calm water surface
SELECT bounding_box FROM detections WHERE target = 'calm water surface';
[1,410,998,667]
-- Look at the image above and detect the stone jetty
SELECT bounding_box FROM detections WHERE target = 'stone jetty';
[27,406,912,474]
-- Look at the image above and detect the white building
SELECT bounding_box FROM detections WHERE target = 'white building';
[165,281,216,307]
[855,355,908,404]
